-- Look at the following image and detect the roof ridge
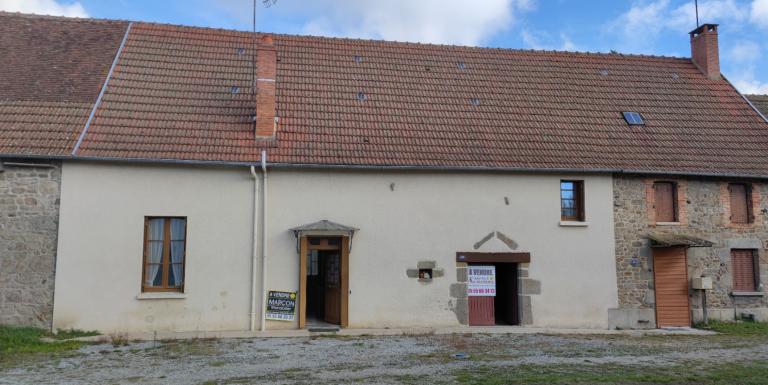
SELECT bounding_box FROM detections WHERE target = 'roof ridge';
[0,11,691,62]
[0,10,127,24]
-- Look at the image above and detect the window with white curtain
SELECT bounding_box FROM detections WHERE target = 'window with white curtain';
[142,217,187,292]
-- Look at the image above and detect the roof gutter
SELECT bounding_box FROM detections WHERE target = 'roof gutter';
[72,22,133,156]
[3,154,768,180]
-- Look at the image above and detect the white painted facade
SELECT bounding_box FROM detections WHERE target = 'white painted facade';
[53,162,618,333]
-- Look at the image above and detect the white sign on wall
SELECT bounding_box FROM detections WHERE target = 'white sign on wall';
[468,265,496,297]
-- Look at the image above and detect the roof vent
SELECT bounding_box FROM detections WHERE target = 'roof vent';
[357,92,367,101]
[672,72,680,79]
[236,48,246,56]
[354,55,363,63]
[469,98,481,106]
[623,112,644,125]
[599,69,609,76]
[231,86,240,95]
[457,62,466,69]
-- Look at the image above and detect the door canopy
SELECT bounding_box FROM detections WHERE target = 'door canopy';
[290,220,358,251]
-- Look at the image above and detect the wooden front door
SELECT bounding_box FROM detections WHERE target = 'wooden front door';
[299,236,349,329]
[653,246,691,327]
[323,252,341,324]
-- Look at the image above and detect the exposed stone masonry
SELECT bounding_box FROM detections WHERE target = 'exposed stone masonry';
[0,162,61,328]
[613,175,768,327]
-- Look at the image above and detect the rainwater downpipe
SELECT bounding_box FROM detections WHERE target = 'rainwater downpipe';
[260,150,269,332]
[249,165,260,332]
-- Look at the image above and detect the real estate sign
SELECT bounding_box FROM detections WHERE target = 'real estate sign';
[266,290,297,321]
[468,265,496,297]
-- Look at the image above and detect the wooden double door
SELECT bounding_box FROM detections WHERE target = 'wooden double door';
[653,246,691,327]
[299,237,349,328]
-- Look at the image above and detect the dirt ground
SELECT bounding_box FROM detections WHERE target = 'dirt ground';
[2,332,768,385]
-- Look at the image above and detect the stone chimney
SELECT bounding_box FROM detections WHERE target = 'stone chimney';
[689,24,720,80]
[255,34,277,137]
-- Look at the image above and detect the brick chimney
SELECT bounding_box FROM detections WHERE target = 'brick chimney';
[255,34,277,137]
[689,24,720,80]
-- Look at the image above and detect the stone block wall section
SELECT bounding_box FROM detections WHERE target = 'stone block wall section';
[0,161,61,328]
[613,175,768,328]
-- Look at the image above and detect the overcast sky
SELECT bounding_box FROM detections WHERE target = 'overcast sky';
[2,0,766,94]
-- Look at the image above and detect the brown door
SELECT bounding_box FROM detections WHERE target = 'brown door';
[323,252,341,324]
[653,246,691,327]
[299,236,349,329]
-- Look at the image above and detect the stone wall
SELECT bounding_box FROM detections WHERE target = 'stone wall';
[0,161,61,328]
[611,175,768,329]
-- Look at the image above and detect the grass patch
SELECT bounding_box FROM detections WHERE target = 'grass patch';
[51,328,100,340]
[0,325,85,363]
[696,321,768,336]
[454,361,768,385]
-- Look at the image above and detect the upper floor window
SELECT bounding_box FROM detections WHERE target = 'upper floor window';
[728,183,753,224]
[143,217,187,292]
[653,182,678,222]
[560,180,585,221]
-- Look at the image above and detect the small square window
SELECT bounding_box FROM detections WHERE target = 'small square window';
[419,268,433,281]
[623,112,645,125]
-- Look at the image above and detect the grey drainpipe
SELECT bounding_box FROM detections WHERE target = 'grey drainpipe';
[249,165,260,332]
[260,150,269,332]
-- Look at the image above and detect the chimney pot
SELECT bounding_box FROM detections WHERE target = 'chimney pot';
[689,23,720,80]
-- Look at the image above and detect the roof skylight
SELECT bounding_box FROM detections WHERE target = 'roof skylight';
[623,112,644,125]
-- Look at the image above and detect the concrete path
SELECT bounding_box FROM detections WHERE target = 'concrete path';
[74,325,714,342]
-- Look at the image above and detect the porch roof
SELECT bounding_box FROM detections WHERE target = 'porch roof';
[647,232,713,248]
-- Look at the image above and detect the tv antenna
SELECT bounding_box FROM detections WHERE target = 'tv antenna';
[695,0,700,28]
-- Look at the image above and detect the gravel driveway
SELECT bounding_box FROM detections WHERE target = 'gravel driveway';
[2,332,768,384]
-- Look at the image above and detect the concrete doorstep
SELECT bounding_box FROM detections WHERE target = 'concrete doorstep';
[70,325,716,343]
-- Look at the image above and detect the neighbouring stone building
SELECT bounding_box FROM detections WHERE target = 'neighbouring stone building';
[0,161,62,328]
[611,175,768,328]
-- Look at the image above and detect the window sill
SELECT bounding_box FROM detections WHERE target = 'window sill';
[136,292,187,300]
[559,221,589,227]
[731,291,764,297]
[655,222,681,226]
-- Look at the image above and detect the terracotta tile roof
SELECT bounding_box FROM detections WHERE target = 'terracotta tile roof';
[3,13,768,177]
[0,12,128,156]
[747,95,768,118]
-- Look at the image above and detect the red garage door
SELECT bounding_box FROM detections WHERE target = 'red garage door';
[653,247,691,327]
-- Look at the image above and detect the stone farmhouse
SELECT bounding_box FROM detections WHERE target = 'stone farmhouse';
[1,12,768,333]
